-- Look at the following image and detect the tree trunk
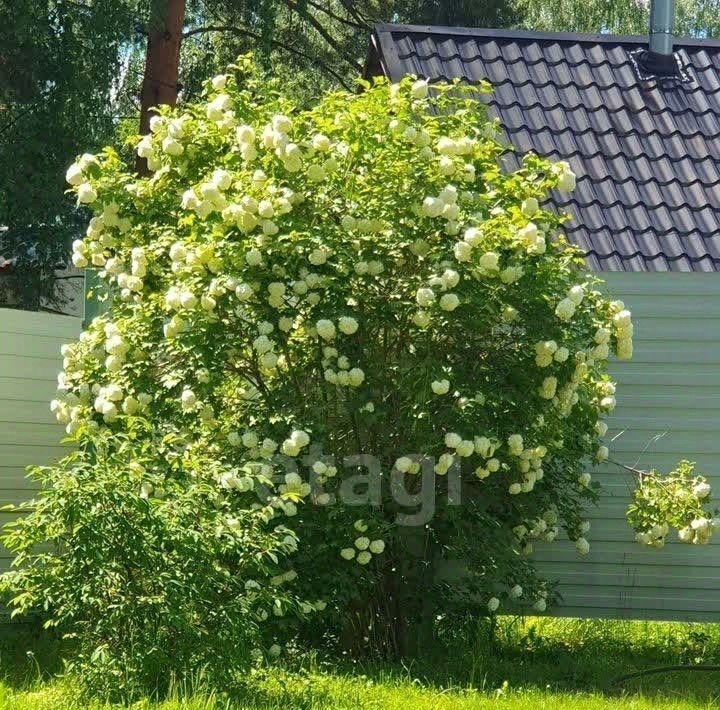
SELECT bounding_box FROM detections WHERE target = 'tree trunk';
[136,0,186,174]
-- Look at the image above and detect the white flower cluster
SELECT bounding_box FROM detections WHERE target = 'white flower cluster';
[516,221,546,255]
[552,161,577,192]
[678,516,718,545]
[612,304,634,361]
[52,321,154,431]
[279,472,311,498]
[487,587,548,614]
[420,183,463,226]
[555,284,585,322]
[66,153,99,204]
[340,520,386,565]
[226,430,279,460]
[72,201,132,278]
[513,511,560,555]
[58,68,640,622]
[534,340,569,368]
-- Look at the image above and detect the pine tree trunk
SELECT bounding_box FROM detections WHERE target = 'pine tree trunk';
[137,0,186,174]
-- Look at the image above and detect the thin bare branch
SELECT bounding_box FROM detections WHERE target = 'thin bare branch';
[182,24,352,89]
[305,0,369,30]
[281,0,364,73]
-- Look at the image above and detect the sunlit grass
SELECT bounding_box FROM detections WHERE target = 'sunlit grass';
[1,617,719,708]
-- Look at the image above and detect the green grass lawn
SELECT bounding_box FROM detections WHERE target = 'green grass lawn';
[1,617,720,708]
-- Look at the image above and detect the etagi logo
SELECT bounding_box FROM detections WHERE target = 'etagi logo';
[253,448,461,527]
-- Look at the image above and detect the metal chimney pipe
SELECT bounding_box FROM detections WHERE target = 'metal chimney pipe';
[649,0,676,56]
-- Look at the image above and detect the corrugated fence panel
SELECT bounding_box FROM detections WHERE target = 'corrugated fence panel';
[2,278,719,621]
[535,272,720,621]
[0,308,82,572]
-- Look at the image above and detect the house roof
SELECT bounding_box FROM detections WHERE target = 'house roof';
[366,24,720,272]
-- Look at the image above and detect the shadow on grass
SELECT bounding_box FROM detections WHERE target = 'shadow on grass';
[0,617,64,690]
[324,616,720,705]
[2,616,720,708]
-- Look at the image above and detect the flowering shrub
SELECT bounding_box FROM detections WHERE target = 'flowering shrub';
[627,460,718,548]
[3,56,636,690]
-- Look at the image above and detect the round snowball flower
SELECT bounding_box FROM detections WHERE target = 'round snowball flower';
[246,248,263,267]
[211,74,227,90]
[369,539,385,554]
[454,241,472,262]
[348,368,365,387]
[554,346,570,363]
[568,285,585,305]
[555,297,576,321]
[340,548,356,560]
[355,536,370,550]
[509,584,523,599]
[678,527,694,543]
[533,598,547,612]
[316,319,336,340]
[180,291,197,309]
[445,432,462,448]
[456,440,474,457]
[441,269,460,289]
[395,456,413,473]
[463,227,482,246]
[339,316,359,335]
[180,389,197,411]
[557,164,577,192]
[416,287,436,307]
[281,439,301,457]
[507,434,524,456]
[575,537,590,555]
[439,293,460,312]
[422,197,444,218]
[312,133,331,151]
[487,597,500,612]
[357,551,372,565]
[431,379,450,395]
[411,78,429,99]
[694,482,712,499]
[539,376,557,400]
[77,183,97,204]
[479,251,499,271]
[66,163,83,186]
[162,137,184,156]
[413,311,431,328]
[290,430,310,448]
[169,242,187,262]
[236,124,255,144]
[521,197,538,216]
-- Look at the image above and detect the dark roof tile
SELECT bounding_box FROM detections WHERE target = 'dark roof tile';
[369,24,720,271]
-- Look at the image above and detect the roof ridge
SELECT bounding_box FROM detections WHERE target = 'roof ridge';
[375,23,720,50]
